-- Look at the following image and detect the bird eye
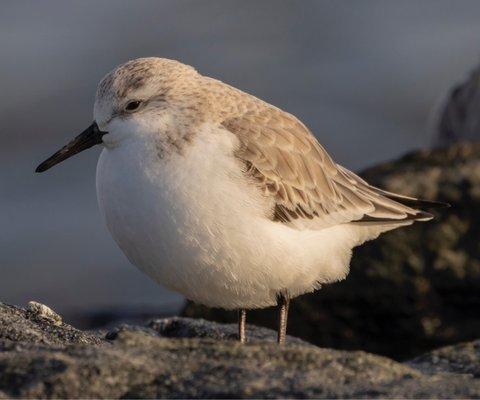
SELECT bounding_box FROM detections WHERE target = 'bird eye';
[124,100,142,112]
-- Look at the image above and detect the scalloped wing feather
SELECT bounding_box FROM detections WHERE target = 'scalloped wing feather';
[222,106,432,230]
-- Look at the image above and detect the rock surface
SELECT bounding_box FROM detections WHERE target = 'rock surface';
[408,338,480,377]
[436,65,480,146]
[1,302,479,399]
[0,300,102,347]
[184,142,480,360]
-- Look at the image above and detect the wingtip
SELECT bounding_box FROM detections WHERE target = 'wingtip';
[440,201,451,209]
[422,199,450,209]
[379,190,451,210]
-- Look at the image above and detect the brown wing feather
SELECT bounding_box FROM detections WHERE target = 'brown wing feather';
[222,105,432,230]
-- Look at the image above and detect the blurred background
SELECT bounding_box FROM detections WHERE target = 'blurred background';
[1,0,480,326]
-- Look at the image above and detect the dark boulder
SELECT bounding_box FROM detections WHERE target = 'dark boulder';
[436,65,480,146]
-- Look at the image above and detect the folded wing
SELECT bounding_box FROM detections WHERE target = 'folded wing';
[223,106,437,230]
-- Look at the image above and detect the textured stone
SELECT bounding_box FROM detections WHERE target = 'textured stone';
[0,302,102,348]
[26,302,63,326]
[1,302,479,398]
[409,339,480,377]
[436,65,480,146]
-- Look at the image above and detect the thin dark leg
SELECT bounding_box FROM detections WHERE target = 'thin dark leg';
[238,309,247,343]
[277,293,290,345]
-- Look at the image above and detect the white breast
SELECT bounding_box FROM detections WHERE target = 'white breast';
[96,124,361,309]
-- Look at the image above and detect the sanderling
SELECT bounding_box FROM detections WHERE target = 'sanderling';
[36,57,447,344]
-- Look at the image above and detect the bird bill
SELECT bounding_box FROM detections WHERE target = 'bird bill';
[35,122,106,173]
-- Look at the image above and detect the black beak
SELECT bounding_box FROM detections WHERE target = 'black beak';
[35,122,107,173]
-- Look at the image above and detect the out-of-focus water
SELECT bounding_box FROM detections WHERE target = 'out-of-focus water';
[1,0,480,319]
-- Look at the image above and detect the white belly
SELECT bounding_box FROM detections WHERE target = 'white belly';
[96,126,357,309]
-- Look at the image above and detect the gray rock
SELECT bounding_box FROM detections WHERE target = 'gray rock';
[436,65,480,146]
[408,339,480,377]
[183,142,480,360]
[26,301,63,326]
[159,316,313,345]
[107,315,309,345]
[1,302,479,398]
[0,302,102,348]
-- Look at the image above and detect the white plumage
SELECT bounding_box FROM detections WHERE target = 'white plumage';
[90,57,436,310]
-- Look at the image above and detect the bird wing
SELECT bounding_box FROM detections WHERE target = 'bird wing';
[222,105,432,230]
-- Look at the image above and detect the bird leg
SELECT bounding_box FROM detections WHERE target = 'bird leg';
[238,309,247,343]
[277,293,290,345]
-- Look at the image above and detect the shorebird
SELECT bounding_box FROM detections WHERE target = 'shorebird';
[36,58,446,344]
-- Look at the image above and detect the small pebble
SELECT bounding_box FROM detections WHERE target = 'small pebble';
[27,301,63,326]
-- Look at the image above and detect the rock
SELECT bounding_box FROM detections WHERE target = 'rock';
[436,65,480,146]
[0,302,102,347]
[183,142,480,360]
[408,339,480,377]
[0,302,479,398]
[26,302,63,326]
[137,315,308,344]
